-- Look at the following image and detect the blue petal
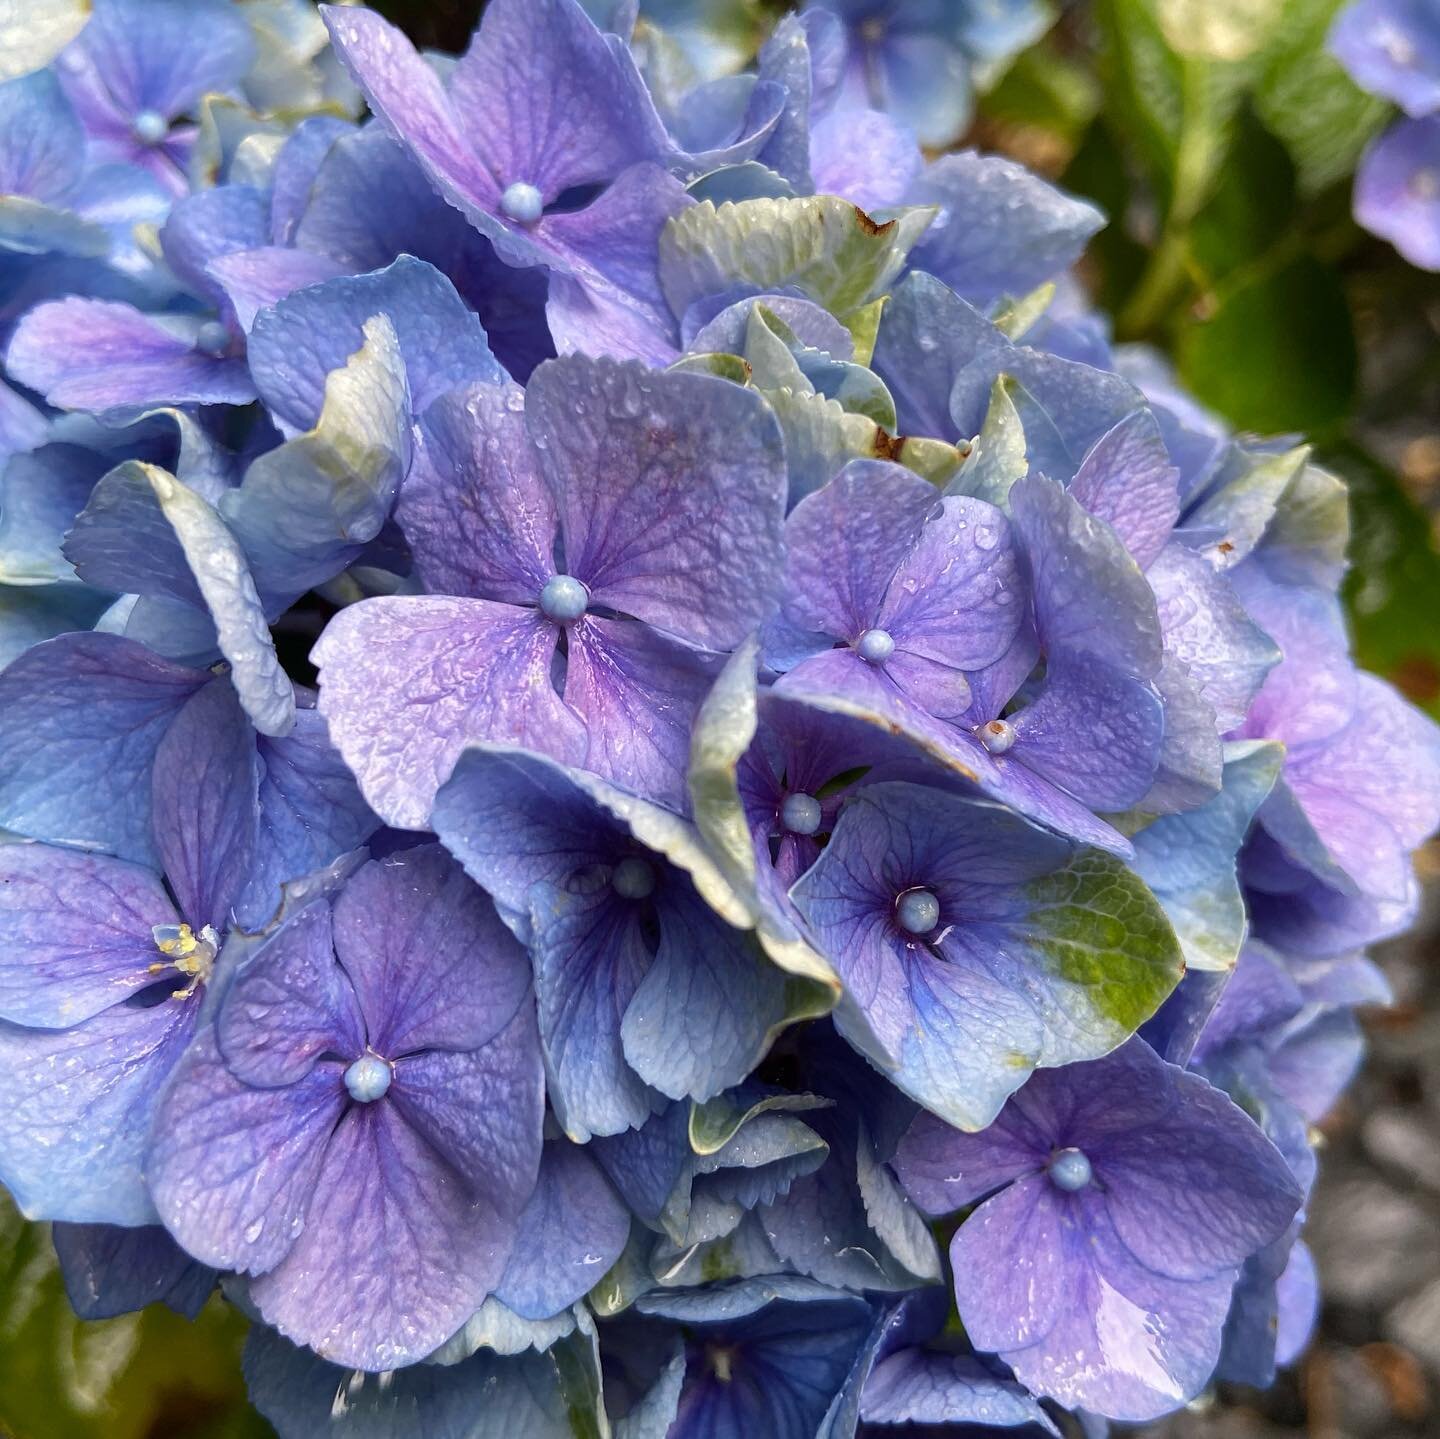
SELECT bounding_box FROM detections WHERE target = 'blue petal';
[246,254,504,432]
[53,1221,216,1320]
[0,632,208,865]
[494,1139,630,1320]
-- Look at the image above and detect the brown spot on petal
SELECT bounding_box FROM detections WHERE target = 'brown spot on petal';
[853,206,895,238]
[873,429,904,462]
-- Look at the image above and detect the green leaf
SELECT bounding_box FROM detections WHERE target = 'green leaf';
[658,197,936,326]
[1017,849,1186,1047]
[1186,108,1297,281]
[1253,0,1392,195]
[1337,444,1440,718]
[1095,0,1252,215]
[1158,0,1285,61]
[980,39,1102,149]
[0,1202,264,1439]
[1176,253,1356,433]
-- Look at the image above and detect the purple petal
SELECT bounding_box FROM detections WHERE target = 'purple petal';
[400,380,557,604]
[527,874,661,1140]
[0,845,177,1028]
[268,115,355,246]
[445,0,669,198]
[1008,657,1166,811]
[215,902,365,1090]
[1267,1007,1366,1124]
[495,1139,629,1320]
[64,0,255,122]
[998,1192,1237,1421]
[53,1221,215,1320]
[564,618,721,813]
[0,633,207,867]
[312,596,584,831]
[1009,475,1162,676]
[247,1098,519,1370]
[158,183,269,315]
[147,1023,349,1274]
[620,880,803,1105]
[206,246,351,333]
[949,1176,1066,1352]
[236,708,382,931]
[810,106,922,212]
[429,745,629,940]
[0,70,85,204]
[967,747,1139,855]
[1149,544,1279,732]
[527,354,786,648]
[1330,0,1440,117]
[1274,1239,1319,1366]
[151,678,259,932]
[877,496,1025,672]
[1068,411,1180,570]
[330,844,533,1057]
[542,162,691,364]
[859,1346,1057,1431]
[1097,1066,1305,1281]
[1355,115,1440,271]
[1284,672,1440,904]
[5,298,255,410]
[246,256,504,432]
[893,1106,1049,1215]
[318,6,513,246]
[385,998,543,1205]
[0,993,198,1224]
[906,151,1103,308]
[776,459,938,646]
[1231,568,1354,747]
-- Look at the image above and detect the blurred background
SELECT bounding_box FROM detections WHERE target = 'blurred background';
[3,1,1438,1435]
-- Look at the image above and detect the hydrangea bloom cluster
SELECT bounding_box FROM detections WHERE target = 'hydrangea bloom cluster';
[1331,0,1440,268]
[1,0,1437,1434]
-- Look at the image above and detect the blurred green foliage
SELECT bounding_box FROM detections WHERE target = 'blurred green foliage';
[1005,0,1440,715]
[5,4,1440,1436]
[0,1197,272,1439]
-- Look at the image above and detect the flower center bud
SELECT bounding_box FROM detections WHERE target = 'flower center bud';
[133,109,168,146]
[855,628,894,664]
[500,181,544,224]
[780,791,822,836]
[1048,1147,1093,1192]
[895,887,940,935]
[344,1053,393,1104]
[976,718,1016,755]
[195,320,231,357]
[612,856,655,900]
[150,921,220,999]
[539,573,588,624]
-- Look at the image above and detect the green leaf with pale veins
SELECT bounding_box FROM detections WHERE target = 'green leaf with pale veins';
[1015,847,1185,1061]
